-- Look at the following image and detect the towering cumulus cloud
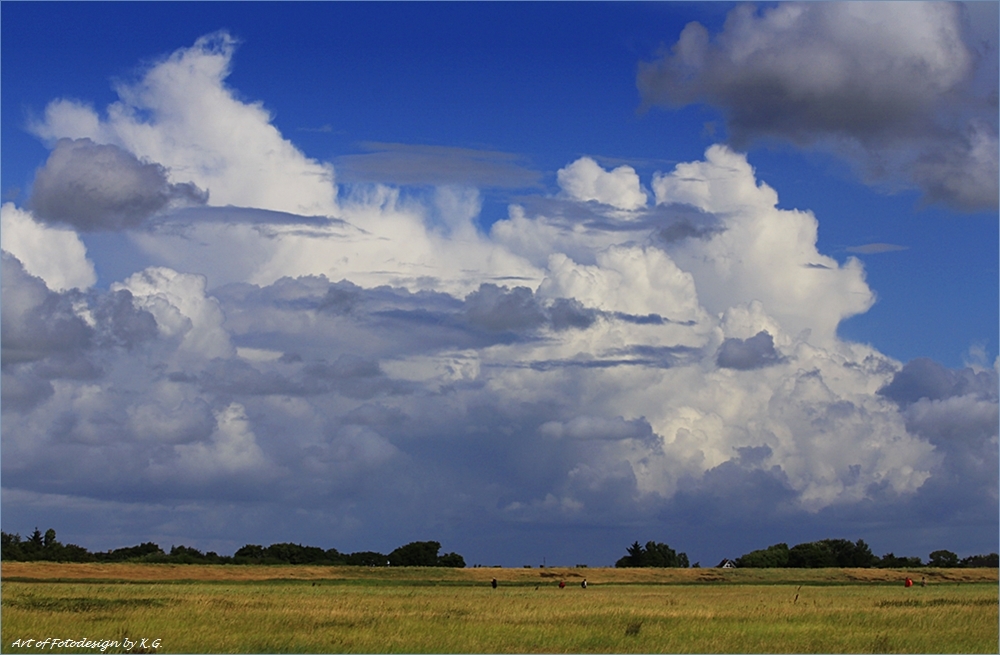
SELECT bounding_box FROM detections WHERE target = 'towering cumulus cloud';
[638,2,999,211]
[29,31,338,217]
[2,29,995,563]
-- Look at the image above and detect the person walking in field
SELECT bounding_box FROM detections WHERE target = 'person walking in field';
[491,578,497,589]
[581,579,587,589]
[558,580,565,589]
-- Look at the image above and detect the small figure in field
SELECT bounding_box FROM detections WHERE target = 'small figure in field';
[904,577,913,588]
[558,580,566,589]
[920,577,926,587]
[491,578,497,589]
[581,579,587,589]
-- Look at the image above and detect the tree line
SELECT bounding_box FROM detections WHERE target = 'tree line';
[734,539,998,568]
[614,538,998,568]
[0,528,465,567]
[615,541,690,568]
[4,528,995,569]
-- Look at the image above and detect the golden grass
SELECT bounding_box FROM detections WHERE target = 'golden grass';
[1,576,996,653]
[2,561,997,584]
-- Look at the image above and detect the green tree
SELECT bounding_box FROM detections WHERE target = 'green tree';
[1,531,25,561]
[58,543,93,562]
[627,541,643,561]
[787,539,877,568]
[265,542,331,564]
[788,541,837,568]
[388,541,441,567]
[928,549,959,567]
[437,552,466,567]
[736,543,790,568]
[616,541,645,567]
[234,544,266,562]
[344,551,387,567]
[876,552,923,568]
[615,541,688,568]
[100,542,164,562]
[325,547,346,565]
[169,545,209,563]
[959,553,999,567]
[644,541,687,567]
[833,539,878,567]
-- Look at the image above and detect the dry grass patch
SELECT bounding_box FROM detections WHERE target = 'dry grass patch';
[7,562,996,586]
[2,579,996,653]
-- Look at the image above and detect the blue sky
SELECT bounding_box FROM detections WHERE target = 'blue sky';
[2,2,997,567]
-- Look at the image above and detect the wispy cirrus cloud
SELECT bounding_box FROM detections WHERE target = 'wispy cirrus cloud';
[845,243,909,255]
[335,142,543,189]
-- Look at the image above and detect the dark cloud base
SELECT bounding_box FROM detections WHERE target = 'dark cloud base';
[2,259,996,565]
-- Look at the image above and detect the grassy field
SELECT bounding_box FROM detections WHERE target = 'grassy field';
[1,564,996,653]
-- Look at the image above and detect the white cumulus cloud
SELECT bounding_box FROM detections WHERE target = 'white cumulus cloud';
[29,32,338,217]
[557,157,648,210]
[113,267,233,363]
[0,203,96,291]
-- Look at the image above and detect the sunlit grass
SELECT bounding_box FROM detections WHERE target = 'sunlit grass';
[3,561,995,584]
[2,565,996,653]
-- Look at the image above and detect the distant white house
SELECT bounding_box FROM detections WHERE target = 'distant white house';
[717,558,737,568]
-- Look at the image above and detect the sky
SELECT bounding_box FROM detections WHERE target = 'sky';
[1,1,997,568]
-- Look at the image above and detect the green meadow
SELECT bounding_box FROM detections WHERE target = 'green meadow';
[2,564,996,653]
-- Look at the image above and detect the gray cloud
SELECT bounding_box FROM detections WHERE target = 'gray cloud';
[515,195,724,237]
[465,284,547,332]
[873,357,998,528]
[638,2,999,211]
[540,415,655,444]
[1,253,92,364]
[1,368,55,413]
[303,354,405,400]
[904,393,999,527]
[91,290,159,350]
[466,285,656,337]
[716,330,783,370]
[2,261,995,565]
[335,142,543,188]
[548,298,597,331]
[29,138,208,230]
[656,218,722,244]
[671,461,799,525]
[878,357,997,406]
[317,281,364,315]
[198,358,309,397]
[845,243,909,255]
[154,206,339,228]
